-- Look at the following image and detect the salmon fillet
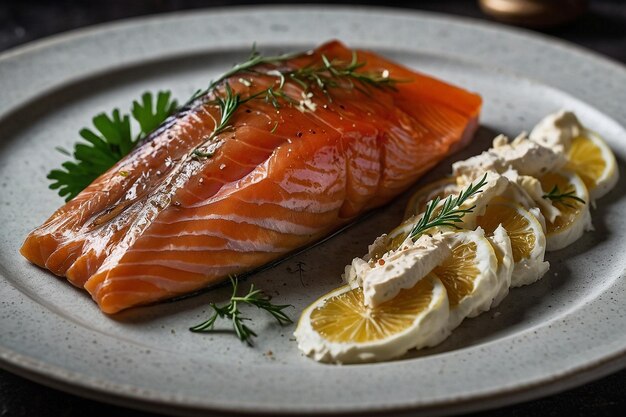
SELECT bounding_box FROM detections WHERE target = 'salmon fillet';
[21,41,482,313]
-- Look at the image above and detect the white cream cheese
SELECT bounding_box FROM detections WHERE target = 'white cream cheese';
[511,172,561,223]
[529,110,583,153]
[360,233,451,307]
[452,132,566,181]
[456,171,510,228]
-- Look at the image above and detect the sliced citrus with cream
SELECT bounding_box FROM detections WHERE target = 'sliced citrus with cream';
[539,170,592,251]
[476,198,548,287]
[485,225,513,307]
[371,173,495,261]
[565,130,618,200]
[430,228,499,330]
[403,177,459,219]
[294,275,450,363]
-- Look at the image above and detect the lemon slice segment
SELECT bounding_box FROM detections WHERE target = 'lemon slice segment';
[476,198,548,287]
[566,130,618,200]
[539,170,592,251]
[431,228,499,330]
[404,177,460,220]
[294,275,450,363]
[486,225,514,307]
[369,219,415,261]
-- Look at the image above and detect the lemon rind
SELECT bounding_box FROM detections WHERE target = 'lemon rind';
[545,170,593,252]
[442,228,500,330]
[582,129,619,200]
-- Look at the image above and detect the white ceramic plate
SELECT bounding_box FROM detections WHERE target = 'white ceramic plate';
[0,6,625,416]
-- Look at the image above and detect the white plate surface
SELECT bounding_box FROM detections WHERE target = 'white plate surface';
[0,6,625,417]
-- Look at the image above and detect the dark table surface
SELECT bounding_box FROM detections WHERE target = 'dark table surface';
[1,1,625,416]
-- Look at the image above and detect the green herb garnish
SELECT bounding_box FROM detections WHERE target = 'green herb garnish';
[542,185,586,208]
[48,91,178,201]
[183,45,299,107]
[189,277,293,346]
[409,173,488,241]
[286,52,401,95]
[48,45,404,200]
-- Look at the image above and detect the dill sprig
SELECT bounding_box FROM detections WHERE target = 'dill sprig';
[191,83,274,158]
[206,83,245,138]
[409,173,488,241]
[48,91,178,201]
[191,51,402,158]
[267,51,401,98]
[542,185,586,208]
[184,45,299,106]
[189,277,293,346]
[48,44,406,199]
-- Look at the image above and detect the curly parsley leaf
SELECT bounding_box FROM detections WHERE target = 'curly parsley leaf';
[47,91,178,202]
[131,91,178,136]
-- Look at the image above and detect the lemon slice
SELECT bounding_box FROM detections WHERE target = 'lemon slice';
[566,130,618,200]
[404,177,459,219]
[539,170,592,251]
[430,228,499,330]
[476,198,549,287]
[486,225,514,307]
[294,275,450,363]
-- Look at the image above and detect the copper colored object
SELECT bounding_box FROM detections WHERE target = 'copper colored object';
[479,0,588,28]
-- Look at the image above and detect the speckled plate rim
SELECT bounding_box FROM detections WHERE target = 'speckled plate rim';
[0,5,625,417]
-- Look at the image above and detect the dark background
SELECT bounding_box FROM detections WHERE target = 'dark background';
[1,1,625,416]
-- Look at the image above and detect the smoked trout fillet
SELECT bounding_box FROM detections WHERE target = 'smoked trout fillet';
[21,41,482,313]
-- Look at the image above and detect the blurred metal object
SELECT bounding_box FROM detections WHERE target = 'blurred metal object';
[479,0,588,27]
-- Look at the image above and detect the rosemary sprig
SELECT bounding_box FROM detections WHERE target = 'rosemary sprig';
[189,277,293,346]
[542,185,586,208]
[408,173,488,241]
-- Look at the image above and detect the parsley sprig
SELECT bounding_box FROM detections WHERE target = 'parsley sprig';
[408,173,488,241]
[189,277,293,346]
[542,185,586,208]
[48,91,178,201]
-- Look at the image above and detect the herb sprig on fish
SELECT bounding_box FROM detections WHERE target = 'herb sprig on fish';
[276,52,400,96]
[47,45,402,199]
